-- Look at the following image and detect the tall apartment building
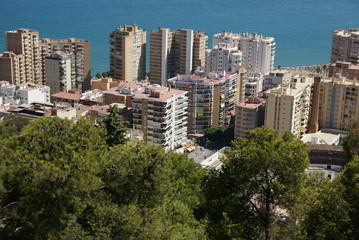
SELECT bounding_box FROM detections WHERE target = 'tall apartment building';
[240,33,275,74]
[109,24,146,81]
[318,78,359,130]
[331,28,359,65]
[1,29,91,90]
[167,72,238,134]
[208,31,275,75]
[132,85,188,151]
[328,61,359,80]
[193,31,208,70]
[40,38,91,91]
[5,29,42,84]
[149,28,207,86]
[265,78,312,138]
[205,43,242,73]
[45,51,73,94]
[235,95,266,138]
[0,52,26,84]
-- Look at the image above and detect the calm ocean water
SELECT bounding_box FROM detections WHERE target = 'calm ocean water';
[1,0,358,75]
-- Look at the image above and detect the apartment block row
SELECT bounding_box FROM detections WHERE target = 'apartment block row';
[235,75,359,139]
[0,29,91,91]
[109,25,275,86]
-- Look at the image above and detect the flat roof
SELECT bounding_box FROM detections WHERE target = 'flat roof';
[52,92,82,101]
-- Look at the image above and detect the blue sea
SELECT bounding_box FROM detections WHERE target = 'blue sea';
[1,0,358,75]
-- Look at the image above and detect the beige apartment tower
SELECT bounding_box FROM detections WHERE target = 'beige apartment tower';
[0,52,26,84]
[110,24,146,82]
[318,78,359,130]
[5,29,42,84]
[265,77,312,138]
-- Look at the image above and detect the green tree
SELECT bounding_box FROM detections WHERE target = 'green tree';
[294,174,351,240]
[341,156,359,238]
[95,72,101,79]
[204,126,234,143]
[343,120,359,160]
[203,127,309,240]
[0,115,29,140]
[0,117,107,239]
[100,143,207,239]
[101,105,128,147]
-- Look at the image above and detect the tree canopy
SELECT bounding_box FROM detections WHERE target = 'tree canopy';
[202,127,309,240]
[101,105,128,147]
[0,117,206,239]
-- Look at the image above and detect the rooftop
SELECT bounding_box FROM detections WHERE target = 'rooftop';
[51,92,82,101]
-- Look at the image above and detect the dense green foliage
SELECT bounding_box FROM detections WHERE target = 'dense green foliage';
[0,117,358,239]
[101,105,128,146]
[204,126,234,142]
[343,121,359,160]
[0,117,206,239]
[202,128,309,239]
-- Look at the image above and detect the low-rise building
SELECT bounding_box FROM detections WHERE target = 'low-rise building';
[132,85,188,151]
[235,95,266,138]
[91,77,121,91]
[0,81,50,105]
[52,89,103,108]
[103,81,144,106]
[328,61,359,80]
[88,103,132,124]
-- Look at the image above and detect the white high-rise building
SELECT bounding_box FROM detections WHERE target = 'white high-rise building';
[208,31,275,75]
[132,85,188,151]
[240,33,275,75]
[205,43,242,73]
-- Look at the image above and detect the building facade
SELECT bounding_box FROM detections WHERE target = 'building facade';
[0,81,50,105]
[45,51,73,94]
[149,28,207,86]
[5,29,42,84]
[331,28,359,65]
[263,69,292,91]
[265,78,312,138]
[167,72,238,134]
[240,33,275,75]
[209,31,275,75]
[40,38,91,91]
[205,44,242,73]
[318,78,359,130]
[235,95,266,138]
[132,86,188,151]
[109,24,146,81]
[328,61,359,80]
[0,52,26,84]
